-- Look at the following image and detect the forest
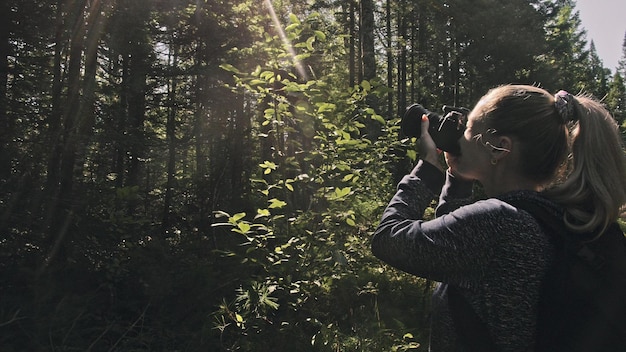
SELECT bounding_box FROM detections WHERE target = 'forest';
[1,0,625,350]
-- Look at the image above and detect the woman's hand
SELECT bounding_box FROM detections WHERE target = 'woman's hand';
[419,115,444,172]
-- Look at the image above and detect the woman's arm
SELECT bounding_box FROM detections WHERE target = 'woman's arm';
[371,161,508,284]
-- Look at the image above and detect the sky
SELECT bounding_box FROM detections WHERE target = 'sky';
[575,0,626,71]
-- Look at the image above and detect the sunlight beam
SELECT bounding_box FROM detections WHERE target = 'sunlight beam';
[263,0,308,80]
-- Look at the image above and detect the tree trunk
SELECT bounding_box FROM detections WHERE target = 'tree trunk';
[338,2,353,85]
[44,0,67,204]
[114,57,128,189]
[416,6,427,104]
[163,46,178,233]
[45,0,88,269]
[397,3,407,116]
[125,1,150,216]
[360,0,380,139]
[0,0,10,178]
[360,0,376,81]
[74,0,105,182]
[386,0,393,118]
[410,7,417,104]
[229,90,249,211]
[348,1,356,87]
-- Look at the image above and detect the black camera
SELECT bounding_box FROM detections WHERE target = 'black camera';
[400,104,470,155]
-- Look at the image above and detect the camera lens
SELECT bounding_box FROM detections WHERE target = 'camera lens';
[400,104,468,155]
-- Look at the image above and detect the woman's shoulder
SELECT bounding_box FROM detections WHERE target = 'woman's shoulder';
[448,190,552,224]
[449,191,556,246]
[496,190,563,220]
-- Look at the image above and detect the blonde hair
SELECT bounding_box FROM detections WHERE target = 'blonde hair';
[544,96,626,234]
[478,85,626,235]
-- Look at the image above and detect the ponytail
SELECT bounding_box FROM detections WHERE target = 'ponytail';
[544,96,626,235]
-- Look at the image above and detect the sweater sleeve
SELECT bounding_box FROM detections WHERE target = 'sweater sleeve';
[371,162,511,285]
[435,170,475,216]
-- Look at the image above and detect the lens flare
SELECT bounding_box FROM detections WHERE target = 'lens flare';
[263,0,308,80]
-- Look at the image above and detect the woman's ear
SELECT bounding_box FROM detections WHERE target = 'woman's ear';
[486,136,512,156]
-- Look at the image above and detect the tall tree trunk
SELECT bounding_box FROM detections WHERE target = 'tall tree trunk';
[393,1,411,185]
[193,4,210,232]
[442,18,454,103]
[163,46,178,233]
[397,4,407,116]
[386,0,393,118]
[0,0,10,178]
[45,0,88,269]
[416,6,427,104]
[453,39,460,106]
[125,0,150,216]
[360,0,376,81]
[347,0,356,87]
[348,1,356,87]
[229,90,249,211]
[44,0,67,205]
[360,0,380,139]
[410,6,417,104]
[73,0,105,183]
[114,57,128,189]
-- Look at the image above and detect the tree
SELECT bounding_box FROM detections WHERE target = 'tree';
[617,31,626,78]
[360,0,376,82]
[0,0,11,178]
[607,73,625,124]
[613,31,626,125]
[39,0,111,267]
[585,41,610,98]
[535,0,589,91]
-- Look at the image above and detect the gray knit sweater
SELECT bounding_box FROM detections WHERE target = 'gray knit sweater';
[372,160,556,351]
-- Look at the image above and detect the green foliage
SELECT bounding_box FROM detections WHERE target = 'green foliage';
[207,11,430,350]
[607,73,626,124]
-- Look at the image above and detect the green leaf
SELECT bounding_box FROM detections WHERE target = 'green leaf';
[317,103,336,113]
[285,23,299,32]
[334,187,351,198]
[269,198,287,209]
[229,212,246,224]
[314,30,326,41]
[371,114,386,124]
[259,160,277,174]
[219,63,240,74]
[294,53,311,61]
[260,70,275,80]
[249,79,266,86]
[407,149,417,161]
[289,13,300,24]
[256,208,271,218]
[306,36,315,51]
[237,222,251,233]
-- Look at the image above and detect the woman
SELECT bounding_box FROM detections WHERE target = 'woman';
[371,85,626,351]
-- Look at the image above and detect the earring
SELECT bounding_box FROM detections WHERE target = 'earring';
[491,159,498,165]
[485,141,511,153]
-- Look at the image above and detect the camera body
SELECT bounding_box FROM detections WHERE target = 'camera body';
[401,103,470,155]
